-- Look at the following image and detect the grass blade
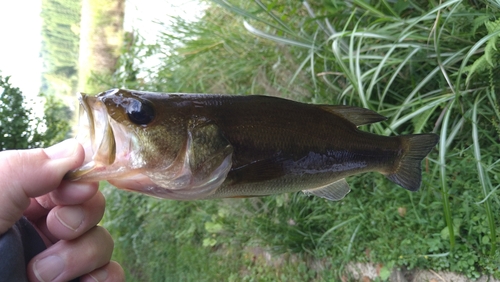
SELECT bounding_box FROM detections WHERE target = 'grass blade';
[472,95,497,255]
[243,21,316,49]
[439,99,456,250]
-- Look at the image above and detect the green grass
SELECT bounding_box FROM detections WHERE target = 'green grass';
[97,0,500,280]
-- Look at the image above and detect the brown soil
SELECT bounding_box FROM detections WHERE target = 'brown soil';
[247,247,499,282]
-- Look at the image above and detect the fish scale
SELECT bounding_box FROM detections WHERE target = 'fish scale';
[65,89,438,201]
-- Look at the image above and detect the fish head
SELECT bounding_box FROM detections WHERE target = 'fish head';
[66,89,186,187]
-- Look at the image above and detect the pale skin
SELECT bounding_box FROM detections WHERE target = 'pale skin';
[0,139,125,282]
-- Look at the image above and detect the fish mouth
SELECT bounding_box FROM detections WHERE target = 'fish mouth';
[65,93,117,180]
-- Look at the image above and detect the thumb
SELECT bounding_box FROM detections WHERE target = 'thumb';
[0,139,84,235]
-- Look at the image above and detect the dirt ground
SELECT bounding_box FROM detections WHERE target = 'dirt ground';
[345,262,498,282]
[248,247,498,282]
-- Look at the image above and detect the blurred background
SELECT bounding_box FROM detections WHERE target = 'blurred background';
[1,0,499,280]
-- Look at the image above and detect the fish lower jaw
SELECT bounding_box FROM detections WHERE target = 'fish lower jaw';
[107,175,159,194]
[107,175,220,200]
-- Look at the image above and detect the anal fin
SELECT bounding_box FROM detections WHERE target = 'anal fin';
[302,178,351,201]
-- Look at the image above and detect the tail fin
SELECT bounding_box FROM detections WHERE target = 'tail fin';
[386,134,439,191]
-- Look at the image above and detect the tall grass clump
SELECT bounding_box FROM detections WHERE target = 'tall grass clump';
[99,0,500,280]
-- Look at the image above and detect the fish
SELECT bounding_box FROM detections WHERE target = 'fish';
[65,89,439,201]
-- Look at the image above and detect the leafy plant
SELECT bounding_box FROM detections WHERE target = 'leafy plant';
[0,75,71,150]
[99,0,500,280]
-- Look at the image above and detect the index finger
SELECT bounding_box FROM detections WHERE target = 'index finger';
[0,139,84,235]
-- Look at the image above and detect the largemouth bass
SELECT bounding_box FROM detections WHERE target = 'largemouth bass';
[65,89,438,201]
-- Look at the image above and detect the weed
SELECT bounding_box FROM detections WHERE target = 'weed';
[99,0,500,280]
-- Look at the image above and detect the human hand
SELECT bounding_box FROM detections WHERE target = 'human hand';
[0,139,124,282]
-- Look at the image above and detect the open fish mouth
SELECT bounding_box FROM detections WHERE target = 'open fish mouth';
[62,88,439,201]
[66,93,117,180]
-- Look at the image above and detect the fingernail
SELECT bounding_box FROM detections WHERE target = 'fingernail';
[71,182,97,197]
[89,268,109,282]
[33,255,64,282]
[55,206,84,231]
[44,139,78,160]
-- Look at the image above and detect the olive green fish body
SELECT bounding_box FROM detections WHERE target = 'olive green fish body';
[66,89,438,201]
[183,96,400,196]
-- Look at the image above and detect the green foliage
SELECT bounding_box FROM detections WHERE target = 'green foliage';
[463,18,500,85]
[102,187,243,281]
[39,93,72,147]
[0,75,37,150]
[40,0,81,97]
[100,0,500,280]
[0,75,72,150]
[102,2,314,102]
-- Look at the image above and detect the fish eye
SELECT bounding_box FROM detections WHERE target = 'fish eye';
[126,99,155,125]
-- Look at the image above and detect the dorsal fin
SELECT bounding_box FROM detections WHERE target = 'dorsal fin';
[302,178,351,201]
[319,105,387,126]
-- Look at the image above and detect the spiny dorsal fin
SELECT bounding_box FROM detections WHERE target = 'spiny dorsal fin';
[302,178,351,201]
[319,105,387,126]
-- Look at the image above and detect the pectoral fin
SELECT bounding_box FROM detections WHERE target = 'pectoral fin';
[302,178,351,201]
